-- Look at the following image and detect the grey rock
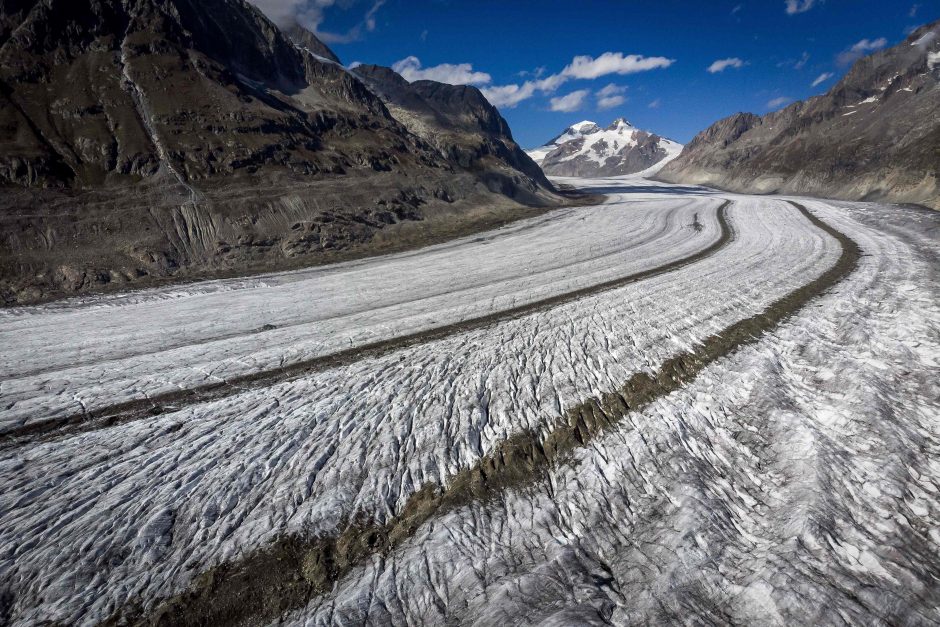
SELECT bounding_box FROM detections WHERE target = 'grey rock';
[0,0,561,304]
[658,21,940,210]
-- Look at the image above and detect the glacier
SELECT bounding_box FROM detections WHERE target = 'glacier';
[0,176,937,626]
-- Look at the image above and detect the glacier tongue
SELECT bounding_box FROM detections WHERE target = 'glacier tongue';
[283,194,940,627]
[0,175,937,626]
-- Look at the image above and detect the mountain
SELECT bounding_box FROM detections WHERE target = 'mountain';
[527,118,683,177]
[284,20,341,64]
[526,120,599,164]
[658,21,940,210]
[352,64,552,204]
[0,0,558,304]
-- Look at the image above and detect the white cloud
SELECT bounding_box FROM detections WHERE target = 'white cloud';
[550,90,590,112]
[247,0,385,44]
[481,72,568,107]
[811,71,834,87]
[481,51,673,109]
[391,56,491,85]
[362,0,383,31]
[595,84,627,110]
[596,84,625,96]
[597,95,626,110]
[561,52,674,79]
[794,51,810,69]
[731,4,744,16]
[480,83,536,108]
[785,0,817,15]
[767,96,793,109]
[837,37,888,66]
[910,4,920,17]
[648,98,662,109]
[706,57,746,73]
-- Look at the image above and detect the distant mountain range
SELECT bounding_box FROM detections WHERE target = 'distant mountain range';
[658,21,940,210]
[0,0,558,304]
[527,118,683,177]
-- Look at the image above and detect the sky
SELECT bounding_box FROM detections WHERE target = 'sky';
[248,0,939,148]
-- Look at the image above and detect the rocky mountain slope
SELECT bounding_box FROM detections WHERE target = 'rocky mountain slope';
[352,64,553,204]
[527,118,683,177]
[658,21,940,210]
[0,0,559,304]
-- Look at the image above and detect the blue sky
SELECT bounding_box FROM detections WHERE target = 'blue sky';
[254,0,939,148]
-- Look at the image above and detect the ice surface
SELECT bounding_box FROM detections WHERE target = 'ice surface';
[0,175,937,626]
[0,197,720,433]
[283,197,940,626]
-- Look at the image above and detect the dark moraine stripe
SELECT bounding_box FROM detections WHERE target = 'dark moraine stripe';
[6,201,732,448]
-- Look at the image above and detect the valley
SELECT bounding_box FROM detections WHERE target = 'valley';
[1,2,938,625]
[1,174,937,625]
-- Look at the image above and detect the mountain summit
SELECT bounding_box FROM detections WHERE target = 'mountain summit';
[527,118,682,177]
[658,20,940,209]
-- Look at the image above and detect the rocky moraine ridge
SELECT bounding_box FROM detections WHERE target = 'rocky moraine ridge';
[0,0,561,304]
[658,21,940,210]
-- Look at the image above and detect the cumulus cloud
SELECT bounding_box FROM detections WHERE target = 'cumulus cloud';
[391,56,491,85]
[785,0,817,15]
[479,84,536,108]
[246,0,385,44]
[811,71,834,87]
[767,96,793,109]
[481,51,673,109]
[837,37,888,66]
[480,73,566,108]
[561,52,674,79]
[706,57,746,73]
[596,84,627,109]
[550,90,590,112]
[597,95,625,109]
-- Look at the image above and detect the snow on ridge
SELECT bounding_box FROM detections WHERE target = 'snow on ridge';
[928,50,940,69]
[526,121,599,163]
[526,117,681,168]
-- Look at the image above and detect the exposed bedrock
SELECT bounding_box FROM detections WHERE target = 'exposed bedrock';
[0,0,560,305]
[657,21,940,210]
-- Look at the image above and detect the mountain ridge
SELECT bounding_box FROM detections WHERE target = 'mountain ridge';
[657,21,940,210]
[527,118,683,177]
[0,0,560,304]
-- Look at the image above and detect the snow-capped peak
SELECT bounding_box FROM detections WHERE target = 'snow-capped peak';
[526,121,601,163]
[525,116,684,177]
[564,121,600,137]
[607,117,634,130]
[570,120,598,131]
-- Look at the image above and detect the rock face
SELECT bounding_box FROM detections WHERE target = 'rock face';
[353,64,551,204]
[284,20,340,64]
[527,118,683,177]
[0,0,559,304]
[658,21,940,210]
